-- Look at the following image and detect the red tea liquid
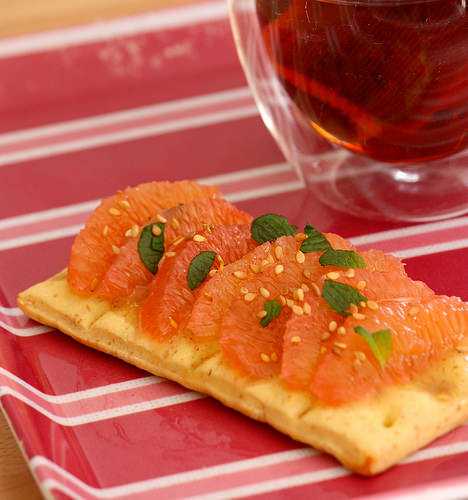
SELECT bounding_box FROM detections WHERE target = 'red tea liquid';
[257,0,468,162]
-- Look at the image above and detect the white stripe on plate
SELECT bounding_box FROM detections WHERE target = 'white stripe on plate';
[0,319,52,337]
[0,106,258,167]
[0,386,203,426]
[393,238,468,259]
[30,440,468,499]
[41,479,84,500]
[0,306,23,316]
[0,87,251,147]
[32,449,314,499]
[350,216,468,246]
[0,165,301,251]
[0,366,159,404]
[0,224,84,252]
[187,441,468,499]
[0,1,228,59]
[0,161,290,232]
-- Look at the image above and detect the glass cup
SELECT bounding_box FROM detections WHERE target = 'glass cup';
[229,0,468,221]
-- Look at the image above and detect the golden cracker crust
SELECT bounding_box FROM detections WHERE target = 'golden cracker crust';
[17,273,468,475]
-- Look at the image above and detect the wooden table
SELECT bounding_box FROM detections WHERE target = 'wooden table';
[0,412,42,499]
[0,1,194,497]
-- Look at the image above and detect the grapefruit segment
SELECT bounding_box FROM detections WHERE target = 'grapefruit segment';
[68,181,218,295]
[281,296,340,389]
[319,249,435,302]
[140,224,256,339]
[311,296,468,405]
[220,299,290,378]
[96,198,252,301]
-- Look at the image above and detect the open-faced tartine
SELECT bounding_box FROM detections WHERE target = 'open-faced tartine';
[18,180,468,475]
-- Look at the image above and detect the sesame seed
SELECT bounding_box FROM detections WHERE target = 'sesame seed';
[165,251,176,257]
[320,346,328,354]
[240,287,249,295]
[349,304,359,314]
[193,234,206,242]
[156,214,167,223]
[367,300,379,311]
[321,332,330,341]
[111,245,120,254]
[244,292,257,302]
[279,295,287,306]
[456,345,468,353]
[345,269,355,278]
[250,263,260,273]
[360,301,367,308]
[291,336,302,344]
[159,255,166,266]
[332,347,342,356]
[274,246,284,259]
[171,236,184,247]
[353,359,361,370]
[327,271,340,280]
[311,283,321,296]
[275,264,284,275]
[303,302,312,315]
[355,351,367,361]
[131,225,140,237]
[334,342,347,349]
[234,270,246,279]
[217,255,225,271]
[102,225,109,236]
[208,269,218,277]
[169,317,178,329]
[286,299,294,308]
[271,352,278,362]
[261,259,270,268]
[260,287,270,298]
[303,269,311,279]
[328,321,337,332]
[292,305,304,316]
[357,280,367,290]
[337,326,346,335]
[257,310,267,318]
[171,218,180,229]
[301,283,310,292]
[152,225,162,236]
[125,228,133,237]
[204,292,213,301]
[353,312,366,320]
[295,232,307,241]
[260,353,270,363]
[296,251,305,264]
[294,288,305,301]
[409,306,419,316]
[109,208,120,216]
[119,200,131,209]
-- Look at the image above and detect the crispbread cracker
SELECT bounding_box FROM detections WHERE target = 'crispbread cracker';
[18,272,468,475]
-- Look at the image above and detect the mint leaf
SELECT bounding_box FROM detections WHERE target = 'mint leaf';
[260,299,282,327]
[251,214,296,244]
[138,223,165,274]
[319,249,366,269]
[354,326,392,368]
[322,279,367,316]
[187,251,216,290]
[301,225,331,253]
